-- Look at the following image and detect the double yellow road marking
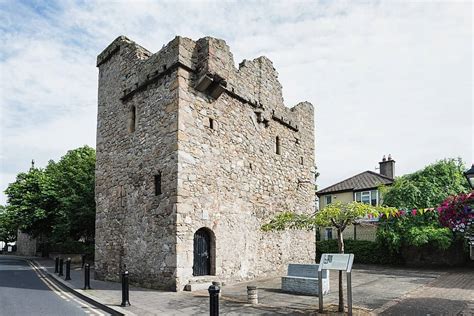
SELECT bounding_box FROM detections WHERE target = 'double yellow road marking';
[27,260,106,316]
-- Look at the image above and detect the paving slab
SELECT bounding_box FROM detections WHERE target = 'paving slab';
[377,268,474,316]
[28,256,473,315]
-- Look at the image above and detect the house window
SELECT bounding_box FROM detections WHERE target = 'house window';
[325,195,332,205]
[275,136,281,155]
[355,190,378,206]
[371,190,378,206]
[154,173,162,196]
[361,191,371,204]
[325,228,333,240]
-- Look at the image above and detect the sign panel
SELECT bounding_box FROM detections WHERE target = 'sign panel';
[319,253,353,271]
[319,253,355,315]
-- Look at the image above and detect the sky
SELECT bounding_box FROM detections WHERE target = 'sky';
[0,0,472,205]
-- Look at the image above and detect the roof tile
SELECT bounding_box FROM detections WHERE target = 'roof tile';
[317,171,393,195]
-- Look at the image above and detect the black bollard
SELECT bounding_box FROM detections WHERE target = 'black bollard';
[208,284,220,316]
[54,257,59,273]
[58,258,64,276]
[65,258,71,281]
[83,263,91,290]
[120,270,131,307]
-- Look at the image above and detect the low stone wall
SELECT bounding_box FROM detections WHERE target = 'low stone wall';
[15,231,37,256]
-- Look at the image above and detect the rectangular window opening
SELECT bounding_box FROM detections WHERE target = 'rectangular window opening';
[371,190,378,206]
[325,228,333,240]
[128,106,136,133]
[325,195,332,205]
[276,136,281,155]
[209,118,214,130]
[154,173,162,196]
[355,191,375,205]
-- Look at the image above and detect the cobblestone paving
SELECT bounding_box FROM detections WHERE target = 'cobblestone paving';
[378,269,474,316]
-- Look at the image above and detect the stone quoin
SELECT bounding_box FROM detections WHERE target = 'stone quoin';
[94,35,316,291]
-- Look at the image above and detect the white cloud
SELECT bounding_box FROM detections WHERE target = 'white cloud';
[0,0,472,204]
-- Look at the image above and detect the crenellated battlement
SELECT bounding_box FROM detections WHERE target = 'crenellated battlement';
[97,35,312,132]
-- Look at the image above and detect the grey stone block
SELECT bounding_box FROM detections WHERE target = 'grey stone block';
[281,264,329,296]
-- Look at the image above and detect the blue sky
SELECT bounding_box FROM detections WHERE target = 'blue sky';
[0,0,472,204]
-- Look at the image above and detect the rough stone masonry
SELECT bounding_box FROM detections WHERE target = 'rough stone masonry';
[94,35,316,291]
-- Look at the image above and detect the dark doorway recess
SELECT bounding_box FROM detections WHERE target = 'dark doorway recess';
[193,228,213,276]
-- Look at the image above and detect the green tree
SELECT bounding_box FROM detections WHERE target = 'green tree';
[47,146,96,243]
[382,158,470,209]
[4,167,58,239]
[4,146,96,254]
[0,205,17,245]
[262,202,396,312]
[377,209,453,255]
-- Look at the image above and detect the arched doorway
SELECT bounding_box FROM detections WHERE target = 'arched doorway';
[193,228,214,276]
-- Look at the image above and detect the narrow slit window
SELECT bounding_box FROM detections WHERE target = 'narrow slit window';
[300,157,304,165]
[275,136,281,155]
[209,118,214,130]
[154,173,162,196]
[128,106,136,133]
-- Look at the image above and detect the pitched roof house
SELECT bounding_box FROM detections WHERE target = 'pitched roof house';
[317,155,396,209]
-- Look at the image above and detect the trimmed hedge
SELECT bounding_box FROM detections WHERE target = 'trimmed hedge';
[49,241,94,256]
[316,239,401,265]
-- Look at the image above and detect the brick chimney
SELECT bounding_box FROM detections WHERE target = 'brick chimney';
[379,154,395,179]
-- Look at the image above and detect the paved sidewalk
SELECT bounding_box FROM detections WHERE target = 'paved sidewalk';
[31,256,473,315]
[377,269,474,316]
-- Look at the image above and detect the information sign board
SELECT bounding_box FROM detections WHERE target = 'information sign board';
[319,253,354,271]
[318,253,355,316]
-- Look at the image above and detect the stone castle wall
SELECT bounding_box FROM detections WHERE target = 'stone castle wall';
[15,230,37,256]
[174,37,316,289]
[95,35,316,291]
[95,37,181,289]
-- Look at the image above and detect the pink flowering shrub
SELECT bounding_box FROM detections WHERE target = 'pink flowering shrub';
[437,191,474,237]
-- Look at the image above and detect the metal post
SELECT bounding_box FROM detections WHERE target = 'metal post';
[54,257,59,273]
[120,270,131,307]
[83,263,91,290]
[65,258,71,280]
[58,258,64,276]
[208,284,220,316]
[212,281,222,297]
[247,285,258,304]
[318,270,323,313]
[81,254,86,268]
[347,271,353,316]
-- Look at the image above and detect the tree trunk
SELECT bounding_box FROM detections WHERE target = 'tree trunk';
[337,228,344,312]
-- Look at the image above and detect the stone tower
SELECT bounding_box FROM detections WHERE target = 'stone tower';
[95,35,316,291]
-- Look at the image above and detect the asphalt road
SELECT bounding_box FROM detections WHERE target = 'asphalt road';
[0,256,108,316]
